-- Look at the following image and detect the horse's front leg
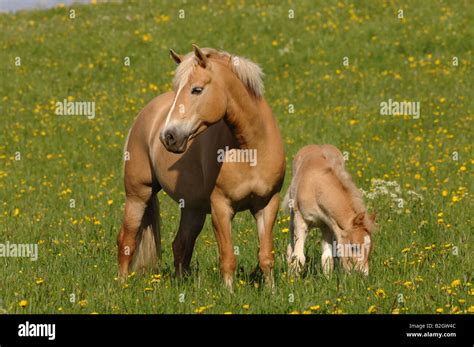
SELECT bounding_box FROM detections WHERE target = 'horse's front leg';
[172,207,207,277]
[253,193,279,289]
[210,194,236,291]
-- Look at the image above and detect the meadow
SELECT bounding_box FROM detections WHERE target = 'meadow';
[0,0,472,314]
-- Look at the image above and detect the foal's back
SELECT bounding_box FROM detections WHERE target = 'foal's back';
[291,145,356,229]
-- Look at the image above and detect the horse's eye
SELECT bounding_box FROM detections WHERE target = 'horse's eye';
[191,86,203,95]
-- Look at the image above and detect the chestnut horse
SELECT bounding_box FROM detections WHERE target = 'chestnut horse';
[118,45,285,289]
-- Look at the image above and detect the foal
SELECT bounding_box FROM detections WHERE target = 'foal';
[283,145,375,276]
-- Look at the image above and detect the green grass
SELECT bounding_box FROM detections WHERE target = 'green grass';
[0,0,472,314]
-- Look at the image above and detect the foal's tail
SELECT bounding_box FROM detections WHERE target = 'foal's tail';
[130,197,161,272]
[281,187,292,213]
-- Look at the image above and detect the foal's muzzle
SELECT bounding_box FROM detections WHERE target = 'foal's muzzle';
[160,126,189,153]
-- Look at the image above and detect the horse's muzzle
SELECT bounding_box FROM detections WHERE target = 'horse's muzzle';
[160,127,189,153]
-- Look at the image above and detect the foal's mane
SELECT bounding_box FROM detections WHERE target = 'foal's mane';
[173,48,264,97]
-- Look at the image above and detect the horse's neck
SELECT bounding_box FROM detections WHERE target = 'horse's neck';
[225,93,267,150]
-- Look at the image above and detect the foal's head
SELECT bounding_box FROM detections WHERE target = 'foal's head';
[160,44,263,153]
[339,212,376,275]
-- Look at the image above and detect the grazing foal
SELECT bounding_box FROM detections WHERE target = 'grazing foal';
[283,145,375,276]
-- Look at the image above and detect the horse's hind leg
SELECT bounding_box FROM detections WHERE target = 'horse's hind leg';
[117,186,161,280]
[320,224,335,277]
[172,207,206,277]
[287,209,308,275]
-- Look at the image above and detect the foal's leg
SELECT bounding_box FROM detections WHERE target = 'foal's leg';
[117,189,151,280]
[320,224,335,277]
[288,210,308,275]
[253,193,279,288]
[210,195,235,290]
[172,208,207,277]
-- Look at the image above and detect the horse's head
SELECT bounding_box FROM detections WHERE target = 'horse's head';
[339,212,376,275]
[160,44,263,153]
[159,45,228,153]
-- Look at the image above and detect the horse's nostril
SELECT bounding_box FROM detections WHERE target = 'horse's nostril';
[165,131,176,145]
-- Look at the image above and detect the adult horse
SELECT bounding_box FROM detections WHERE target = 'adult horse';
[118,45,285,289]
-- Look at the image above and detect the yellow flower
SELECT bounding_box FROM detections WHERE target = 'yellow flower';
[451,279,461,288]
[242,304,250,310]
[401,247,410,254]
[289,310,300,314]
[459,166,466,172]
[144,287,153,292]
[391,308,400,314]
[78,299,88,307]
[281,227,289,233]
[368,305,377,314]
[375,288,386,298]
[14,208,20,217]
[439,96,445,103]
[468,306,474,313]
[223,311,232,315]
[436,308,444,313]
[35,278,44,285]
[403,281,413,289]
[107,199,113,205]
[271,40,278,47]
[451,195,459,202]
[310,305,321,311]
[441,190,448,197]
[414,173,421,180]
[142,33,152,42]
[19,300,28,308]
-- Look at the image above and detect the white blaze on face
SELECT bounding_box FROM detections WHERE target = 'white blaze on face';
[164,82,185,129]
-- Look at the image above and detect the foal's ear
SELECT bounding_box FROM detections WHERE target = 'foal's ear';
[192,44,208,68]
[170,49,183,65]
[353,212,366,227]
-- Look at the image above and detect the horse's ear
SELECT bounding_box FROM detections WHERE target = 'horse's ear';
[170,49,183,65]
[353,212,365,227]
[192,44,207,68]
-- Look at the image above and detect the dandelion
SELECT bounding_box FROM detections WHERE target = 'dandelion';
[401,247,410,254]
[403,281,413,289]
[281,227,289,233]
[375,288,386,298]
[13,208,20,217]
[468,306,474,313]
[368,305,377,313]
[451,279,461,288]
[78,299,88,307]
[391,308,400,314]
[242,304,250,310]
[223,311,232,315]
[436,308,444,313]
[310,305,321,311]
[142,33,152,42]
[441,190,448,197]
[19,300,28,308]
[144,287,153,292]
[35,278,44,285]
[451,195,459,203]
[107,199,113,205]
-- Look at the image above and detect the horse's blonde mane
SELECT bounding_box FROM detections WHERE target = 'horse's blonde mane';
[173,48,264,97]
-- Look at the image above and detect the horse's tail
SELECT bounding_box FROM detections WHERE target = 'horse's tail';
[281,186,292,213]
[130,196,161,273]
